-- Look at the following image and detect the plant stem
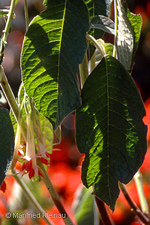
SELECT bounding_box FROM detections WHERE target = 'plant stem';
[2,0,16,44]
[12,170,54,225]
[119,182,150,224]
[86,34,105,58]
[24,0,29,29]
[113,0,117,58]
[134,171,149,218]
[79,52,88,88]
[37,159,75,225]
[95,196,115,225]
[0,67,19,121]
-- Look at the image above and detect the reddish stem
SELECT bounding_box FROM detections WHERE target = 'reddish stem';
[95,196,114,225]
[119,182,150,225]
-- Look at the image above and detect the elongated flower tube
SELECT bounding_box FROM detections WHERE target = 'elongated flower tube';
[23,112,39,179]
[11,109,22,169]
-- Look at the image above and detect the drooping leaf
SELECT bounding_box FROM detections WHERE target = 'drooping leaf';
[0,108,14,185]
[124,3,142,54]
[115,0,134,70]
[126,7,142,71]
[21,0,89,129]
[73,185,96,225]
[90,15,114,35]
[76,55,147,210]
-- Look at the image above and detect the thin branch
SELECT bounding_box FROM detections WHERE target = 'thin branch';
[37,159,75,225]
[119,182,150,224]
[113,0,117,58]
[95,196,115,225]
[12,170,54,225]
[24,0,29,29]
[1,0,16,44]
[134,171,149,218]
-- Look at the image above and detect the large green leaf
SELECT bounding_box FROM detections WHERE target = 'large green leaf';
[76,55,147,210]
[21,0,89,129]
[0,108,14,185]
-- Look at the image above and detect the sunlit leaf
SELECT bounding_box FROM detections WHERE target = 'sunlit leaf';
[76,55,147,210]
[21,0,89,129]
[126,7,142,71]
[115,0,134,70]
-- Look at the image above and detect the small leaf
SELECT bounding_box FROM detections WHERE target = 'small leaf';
[90,15,114,35]
[76,55,147,210]
[84,0,113,57]
[124,4,142,53]
[115,0,134,70]
[126,7,142,71]
[21,0,89,129]
[84,0,112,18]
[0,108,14,185]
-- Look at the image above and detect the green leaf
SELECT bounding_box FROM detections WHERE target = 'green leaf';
[73,186,96,225]
[21,0,89,129]
[84,0,112,18]
[84,0,113,57]
[104,43,113,55]
[126,7,142,71]
[76,55,147,210]
[115,0,134,70]
[90,15,114,35]
[0,108,14,185]
[124,3,142,54]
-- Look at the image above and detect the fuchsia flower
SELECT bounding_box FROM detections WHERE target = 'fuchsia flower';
[22,159,43,179]
[10,103,54,180]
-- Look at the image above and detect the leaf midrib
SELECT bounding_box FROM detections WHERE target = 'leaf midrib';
[105,57,111,202]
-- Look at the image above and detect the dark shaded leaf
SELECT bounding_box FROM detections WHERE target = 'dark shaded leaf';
[84,0,112,18]
[0,108,14,185]
[76,55,147,210]
[90,15,114,34]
